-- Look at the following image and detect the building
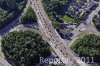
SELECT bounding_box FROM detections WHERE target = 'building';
[67,0,97,18]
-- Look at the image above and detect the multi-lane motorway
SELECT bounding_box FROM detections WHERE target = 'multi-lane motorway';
[31,0,87,66]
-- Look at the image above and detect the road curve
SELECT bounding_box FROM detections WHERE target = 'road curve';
[0,0,30,36]
[0,0,30,66]
[31,0,87,66]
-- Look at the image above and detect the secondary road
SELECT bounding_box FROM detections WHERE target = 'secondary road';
[0,0,30,66]
[0,0,99,66]
[31,0,87,66]
[85,2,100,25]
[0,0,30,36]
[71,1,100,39]
[0,37,11,66]
[83,1,100,35]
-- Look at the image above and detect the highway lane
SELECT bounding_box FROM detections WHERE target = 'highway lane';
[31,0,87,66]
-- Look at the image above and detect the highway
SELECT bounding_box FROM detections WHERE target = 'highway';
[31,0,87,66]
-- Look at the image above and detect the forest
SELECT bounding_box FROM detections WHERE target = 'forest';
[71,34,100,65]
[42,0,67,30]
[1,30,51,66]
[42,0,67,17]
[0,0,26,29]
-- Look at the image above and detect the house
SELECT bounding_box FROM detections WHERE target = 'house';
[67,0,97,18]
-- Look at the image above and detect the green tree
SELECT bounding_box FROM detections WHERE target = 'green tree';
[0,0,26,29]
[20,6,37,24]
[52,21,61,30]
[2,30,51,66]
[71,34,100,65]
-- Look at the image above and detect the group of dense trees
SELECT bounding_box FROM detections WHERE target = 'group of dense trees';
[1,30,51,66]
[0,0,26,29]
[42,0,67,17]
[42,0,67,30]
[71,34,100,65]
[19,6,37,24]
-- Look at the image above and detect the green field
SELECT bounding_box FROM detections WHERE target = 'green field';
[77,31,89,37]
[60,15,76,23]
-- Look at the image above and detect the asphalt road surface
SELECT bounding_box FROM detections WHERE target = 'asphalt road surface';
[0,0,30,66]
[31,0,87,66]
[0,0,30,36]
